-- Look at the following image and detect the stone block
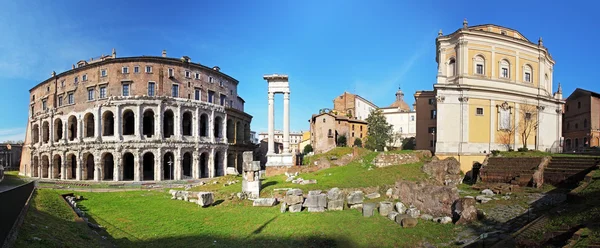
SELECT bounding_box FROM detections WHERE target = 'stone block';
[406,207,421,218]
[308,207,325,212]
[244,160,261,172]
[421,214,433,221]
[242,180,261,199]
[253,198,277,207]
[363,203,377,217]
[308,190,322,195]
[349,204,363,210]
[327,187,344,201]
[401,218,418,228]
[395,202,406,214]
[289,204,302,213]
[388,211,399,221]
[303,193,326,208]
[327,199,344,211]
[280,202,287,213]
[243,151,253,164]
[395,214,411,224]
[287,188,303,196]
[366,192,381,199]
[347,191,364,205]
[283,195,304,205]
[379,201,394,216]
[197,192,214,207]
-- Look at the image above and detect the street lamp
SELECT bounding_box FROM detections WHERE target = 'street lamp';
[431,130,436,151]
[167,157,173,181]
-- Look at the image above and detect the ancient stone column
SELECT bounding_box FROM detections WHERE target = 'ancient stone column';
[174,148,182,180]
[155,148,162,181]
[267,92,275,154]
[95,107,101,141]
[156,104,164,140]
[61,152,67,180]
[115,105,122,141]
[114,155,121,182]
[283,92,290,154]
[175,104,182,140]
[192,150,200,179]
[209,148,215,178]
[210,109,215,143]
[94,153,101,181]
[135,105,142,140]
[134,152,141,182]
[76,153,82,180]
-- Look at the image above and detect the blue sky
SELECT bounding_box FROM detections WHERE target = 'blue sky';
[0,0,598,142]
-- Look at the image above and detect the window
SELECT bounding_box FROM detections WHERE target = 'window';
[122,84,130,96]
[168,68,174,77]
[430,110,437,119]
[524,72,531,82]
[209,76,213,83]
[448,58,456,77]
[99,86,106,99]
[500,60,510,78]
[411,116,415,121]
[88,88,95,101]
[523,65,533,82]
[220,94,226,105]
[323,118,326,123]
[578,102,581,109]
[101,69,107,77]
[68,93,74,104]
[229,100,233,107]
[42,99,47,111]
[219,81,224,87]
[172,84,179,97]
[185,71,191,78]
[428,98,435,105]
[58,96,63,107]
[352,125,355,131]
[74,76,78,83]
[195,73,200,79]
[525,113,532,120]
[230,90,233,95]
[194,88,201,100]
[474,55,485,75]
[566,105,569,112]
[82,74,88,81]
[134,66,140,73]
[208,91,214,103]
[476,64,484,75]
[47,86,50,92]
[60,80,65,87]
[501,68,509,78]
[476,108,484,115]
[148,82,155,96]
[428,127,436,134]
[122,67,129,74]
[328,129,333,137]
[145,66,152,73]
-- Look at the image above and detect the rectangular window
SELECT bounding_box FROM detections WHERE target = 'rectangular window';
[430,110,437,119]
[58,96,63,107]
[88,88,95,101]
[229,100,233,107]
[74,76,78,83]
[525,113,532,120]
[122,84,130,96]
[148,82,155,96]
[220,94,226,105]
[476,108,484,115]
[122,67,129,74]
[476,64,483,75]
[230,90,233,95]
[501,68,508,78]
[428,127,436,134]
[411,116,415,121]
[428,98,434,105]
[209,76,213,83]
[185,71,191,78]
[172,84,179,97]
[168,68,174,77]
[68,93,74,104]
[134,66,140,73]
[219,81,224,87]
[82,74,88,81]
[525,72,531,82]
[99,86,106,99]
[145,66,152,73]
[42,99,47,111]
[208,91,215,103]
[194,88,200,100]
[195,73,200,79]
[101,69,107,77]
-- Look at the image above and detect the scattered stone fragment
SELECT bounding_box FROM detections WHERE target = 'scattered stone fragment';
[283,195,304,205]
[421,214,433,221]
[401,217,418,228]
[365,192,381,199]
[287,188,303,196]
[395,202,406,214]
[289,204,302,213]
[379,201,394,216]
[395,214,411,224]
[347,191,364,205]
[388,211,399,221]
[197,192,215,207]
[349,204,363,210]
[327,200,344,211]
[280,202,288,213]
[435,216,453,224]
[475,195,492,204]
[363,203,377,217]
[406,206,421,218]
[481,189,494,196]
[386,188,393,198]
[253,198,277,207]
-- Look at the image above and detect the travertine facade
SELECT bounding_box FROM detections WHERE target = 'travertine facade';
[20,50,254,181]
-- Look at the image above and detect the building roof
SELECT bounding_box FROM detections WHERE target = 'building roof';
[310,111,368,124]
[385,88,411,111]
[566,88,600,101]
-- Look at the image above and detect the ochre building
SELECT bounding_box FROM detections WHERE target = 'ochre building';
[563,88,600,151]
[415,20,564,172]
[20,49,254,181]
[309,111,367,154]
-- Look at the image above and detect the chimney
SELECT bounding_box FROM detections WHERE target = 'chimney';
[51,71,56,77]
[112,48,116,58]
[212,66,220,71]
[162,50,167,57]
[72,64,75,69]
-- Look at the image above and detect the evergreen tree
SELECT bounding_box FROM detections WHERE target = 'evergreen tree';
[337,134,347,147]
[303,144,313,154]
[353,138,362,148]
[365,109,393,151]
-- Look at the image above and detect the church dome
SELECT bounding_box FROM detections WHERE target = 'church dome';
[389,88,411,111]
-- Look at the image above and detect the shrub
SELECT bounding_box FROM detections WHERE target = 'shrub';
[517,147,529,152]
[353,138,362,148]
[303,144,313,155]
[508,148,515,152]
[491,150,500,156]
[337,134,347,147]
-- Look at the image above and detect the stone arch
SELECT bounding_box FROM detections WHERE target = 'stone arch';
[41,154,50,178]
[123,109,135,136]
[83,153,95,180]
[143,109,155,138]
[236,152,243,174]
[227,152,235,169]
[54,118,63,142]
[214,150,223,176]
[227,119,234,140]
[32,124,39,144]
[102,153,114,180]
[32,156,39,177]
[122,152,135,181]
[103,111,115,136]
[182,111,193,136]
[84,113,95,138]
[244,123,250,143]
[214,116,223,138]
[182,152,192,178]
[42,121,49,143]
[142,152,155,181]
[68,115,77,141]
[200,152,209,178]
[236,121,243,143]
[163,109,174,138]
[448,57,456,77]
[200,113,209,137]
[163,152,175,180]
[66,154,77,179]
[52,154,62,179]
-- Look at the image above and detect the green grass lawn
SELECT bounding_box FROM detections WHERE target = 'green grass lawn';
[0,171,29,187]
[68,190,460,247]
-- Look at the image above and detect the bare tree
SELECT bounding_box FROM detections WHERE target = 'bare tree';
[390,131,403,148]
[518,104,540,149]
[498,126,515,150]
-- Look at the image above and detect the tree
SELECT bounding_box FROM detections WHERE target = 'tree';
[353,138,362,148]
[303,144,313,155]
[518,104,540,149]
[401,137,416,150]
[498,125,515,150]
[365,109,393,151]
[337,134,347,147]
[390,131,404,148]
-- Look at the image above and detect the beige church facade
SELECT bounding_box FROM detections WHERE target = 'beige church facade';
[416,20,564,172]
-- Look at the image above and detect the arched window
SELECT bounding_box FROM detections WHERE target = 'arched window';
[448,58,456,77]
[584,119,588,128]
[544,74,549,89]
[474,55,485,75]
[523,64,533,83]
[500,59,510,78]
[328,129,333,138]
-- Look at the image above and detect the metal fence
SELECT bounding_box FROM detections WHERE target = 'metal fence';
[0,181,35,248]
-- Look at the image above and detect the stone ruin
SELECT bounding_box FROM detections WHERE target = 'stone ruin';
[169,190,214,207]
[242,151,261,199]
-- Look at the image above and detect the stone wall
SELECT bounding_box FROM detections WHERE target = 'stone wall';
[372,150,431,168]
[479,157,545,186]
[391,180,459,216]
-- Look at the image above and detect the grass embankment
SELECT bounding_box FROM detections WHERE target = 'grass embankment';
[13,189,106,248]
[0,171,29,187]
[70,190,460,247]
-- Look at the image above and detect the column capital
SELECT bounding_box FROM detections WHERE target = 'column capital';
[283,92,290,99]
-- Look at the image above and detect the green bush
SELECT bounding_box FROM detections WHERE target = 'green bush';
[491,150,500,156]
[337,134,347,147]
[353,138,362,148]
[517,147,529,152]
[303,144,313,155]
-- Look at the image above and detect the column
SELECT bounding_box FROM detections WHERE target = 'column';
[156,104,164,140]
[438,48,446,76]
[192,150,199,179]
[195,108,200,141]
[155,148,163,181]
[95,107,101,141]
[76,153,82,180]
[515,53,520,83]
[134,152,141,182]
[63,120,68,143]
[267,92,275,154]
[61,152,67,180]
[93,152,101,181]
[461,40,469,76]
[222,114,228,143]
[115,105,122,141]
[283,92,290,154]
[49,116,54,146]
[114,155,121,181]
[210,109,215,142]
[174,148,182,180]
[49,152,54,179]
[135,105,142,140]
[209,148,215,178]
[491,47,496,78]
[175,104,182,140]
[222,149,227,176]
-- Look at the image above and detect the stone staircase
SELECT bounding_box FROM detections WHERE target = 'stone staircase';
[480,157,543,186]
[543,156,600,186]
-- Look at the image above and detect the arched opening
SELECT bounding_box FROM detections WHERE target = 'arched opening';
[182,152,192,178]
[500,59,510,78]
[163,110,174,138]
[84,113,95,138]
[565,139,572,150]
[143,109,155,138]
[54,118,63,142]
[575,138,579,148]
[227,119,234,141]
[182,112,192,136]
[237,153,243,174]
[474,55,486,75]
[103,111,114,136]
[32,124,39,144]
[163,152,174,180]
[41,155,49,178]
[53,154,62,179]
[236,121,243,143]
[68,115,77,141]
[123,152,135,181]
[244,123,250,143]
[448,58,456,77]
[42,121,49,143]
[142,152,155,181]
[214,116,223,138]
[84,153,95,180]
[67,154,76,179]
[523,64,533,83]
[123,109,135,136]
[200,152,208,178]
[584,137,588,147]
[200,114,208,137]
[103,153,114,180]
[32,156,39,177]
[214,151,223,176]
[227,153,235,170]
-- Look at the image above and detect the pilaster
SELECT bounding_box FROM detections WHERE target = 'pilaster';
[61,152,67,180]
[174,148,182,180]
[135,105,142,140]
[192,150,199,179]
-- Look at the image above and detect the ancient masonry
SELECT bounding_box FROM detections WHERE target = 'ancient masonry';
[264,74,293,166]
[21,50,254,181]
